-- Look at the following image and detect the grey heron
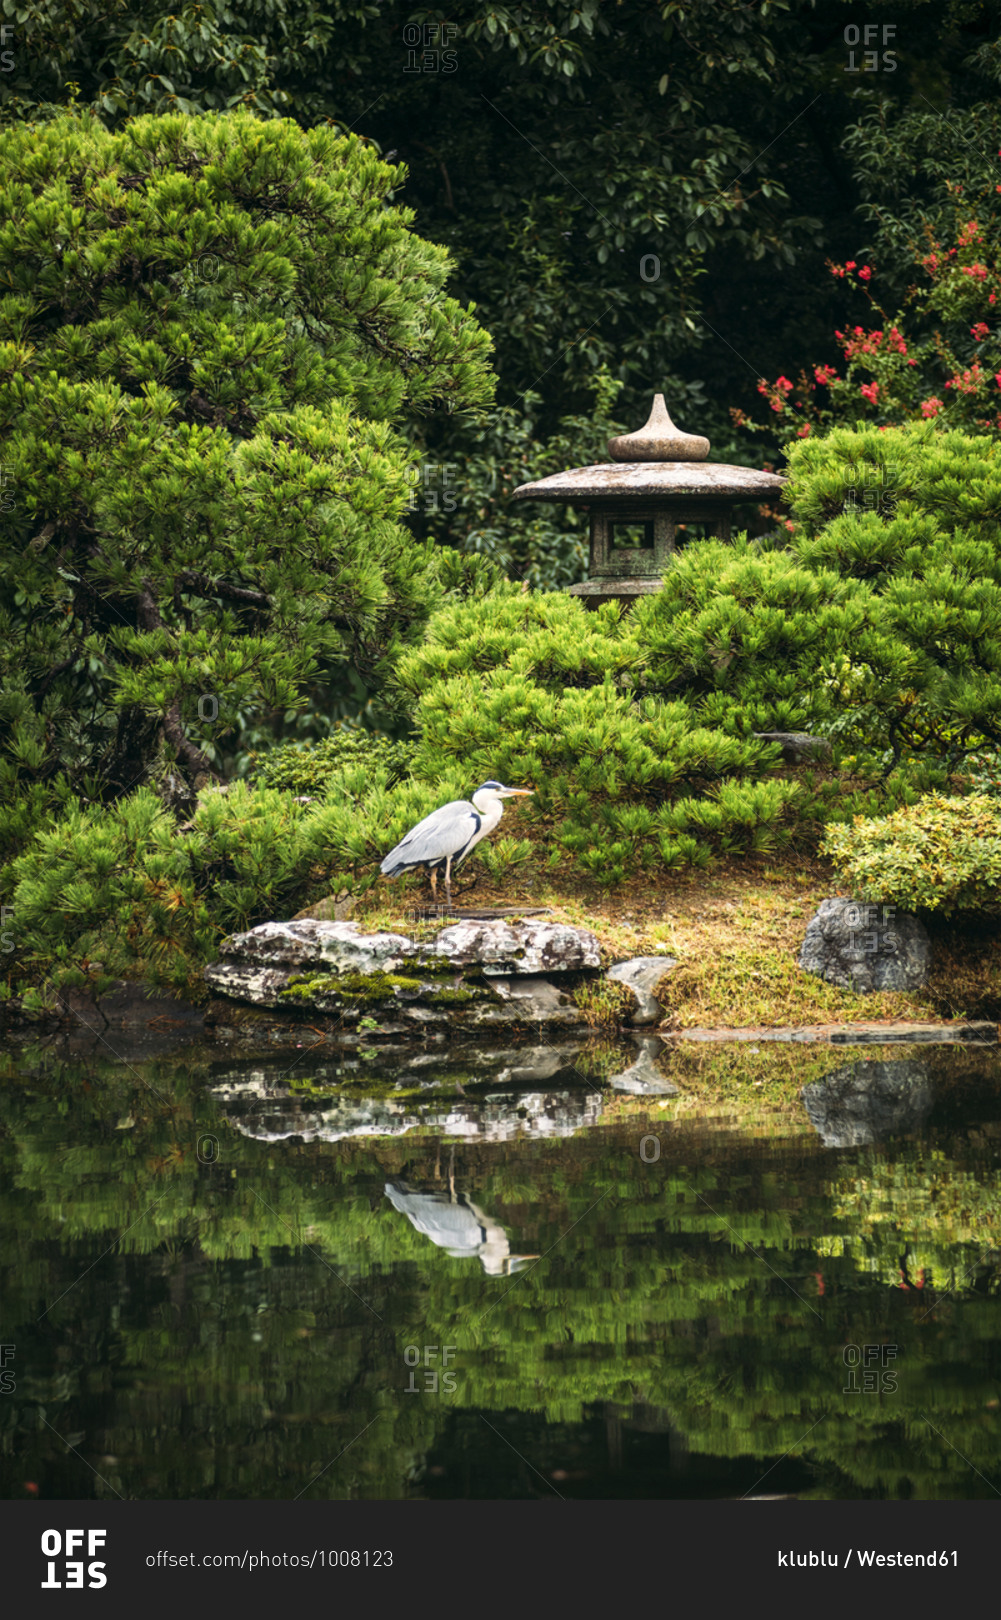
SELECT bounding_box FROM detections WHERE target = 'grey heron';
[384,1181,539,1276]
[379,779,532,909]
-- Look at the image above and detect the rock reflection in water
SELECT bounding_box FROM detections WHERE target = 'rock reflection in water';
[214,1073,603,1144]
[385,1180,538,1276]
[802,1059,933,1147]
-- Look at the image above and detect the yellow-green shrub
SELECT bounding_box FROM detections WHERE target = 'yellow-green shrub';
[822,792,1001,914]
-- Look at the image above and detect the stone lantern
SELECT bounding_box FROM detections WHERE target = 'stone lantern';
[511,394,787,606]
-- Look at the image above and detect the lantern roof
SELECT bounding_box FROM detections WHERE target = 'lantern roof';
[512,393,786,504]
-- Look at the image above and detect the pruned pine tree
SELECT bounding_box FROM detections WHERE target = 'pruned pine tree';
[0,110,493,851]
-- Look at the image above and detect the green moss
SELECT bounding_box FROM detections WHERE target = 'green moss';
[281,970,422,1004]
[279,969,480,1007]
[424,986,477,1006]
[332,971,426,997]
[287,1075,430,1101]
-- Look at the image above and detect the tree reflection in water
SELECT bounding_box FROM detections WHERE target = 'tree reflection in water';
[1,1042,999,1501]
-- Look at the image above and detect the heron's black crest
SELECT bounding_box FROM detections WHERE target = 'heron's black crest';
[477,780,504,792]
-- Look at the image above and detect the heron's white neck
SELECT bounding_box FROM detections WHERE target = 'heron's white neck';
[472,788,505,812]
[471,787,505,829]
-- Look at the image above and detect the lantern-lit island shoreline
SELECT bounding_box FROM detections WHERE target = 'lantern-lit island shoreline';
[512,394,787,607]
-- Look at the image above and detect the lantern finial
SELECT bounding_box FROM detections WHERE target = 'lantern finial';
[607,394,709,462]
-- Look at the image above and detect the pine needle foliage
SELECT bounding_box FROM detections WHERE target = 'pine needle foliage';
[12,421,1001,998]
[0,109,493,861]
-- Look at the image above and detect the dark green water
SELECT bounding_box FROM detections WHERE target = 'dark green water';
[2,1036,1000,1501]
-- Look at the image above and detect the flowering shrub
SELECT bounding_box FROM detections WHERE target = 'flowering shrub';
[742,178,1001,441]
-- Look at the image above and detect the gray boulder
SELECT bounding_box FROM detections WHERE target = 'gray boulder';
[606,956,677,1025]
[802,1060,933,1147]
[798,898,930,992]
[204,962,300,1008]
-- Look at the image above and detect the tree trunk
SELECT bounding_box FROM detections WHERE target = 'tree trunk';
[100,579,223,799]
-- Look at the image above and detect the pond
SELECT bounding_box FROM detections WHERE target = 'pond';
[2,1032,999,1501]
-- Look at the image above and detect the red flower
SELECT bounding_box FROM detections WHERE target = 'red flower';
[845,260,857,271]
[972,322,990,340]
[921,397,944,417]
[860,381,879,403]
[858,265,872,281]
[795,424,811,437]
[962,264,988,280]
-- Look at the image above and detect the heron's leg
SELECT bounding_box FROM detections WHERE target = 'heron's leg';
[429,865,437,902]
[444,853,453,912]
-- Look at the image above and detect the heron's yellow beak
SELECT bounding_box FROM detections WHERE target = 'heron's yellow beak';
[508,787,533,796]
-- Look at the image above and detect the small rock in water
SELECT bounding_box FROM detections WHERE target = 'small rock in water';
[798,898,930,993]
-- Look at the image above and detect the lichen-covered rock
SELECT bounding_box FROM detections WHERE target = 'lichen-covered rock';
[216,919,416,972]
[606,956,677,1025]
[421,919,601,975]
[211,918,602,987]
[798,898,931,992]
[456,975,583,1029]
[203,962,298,1008]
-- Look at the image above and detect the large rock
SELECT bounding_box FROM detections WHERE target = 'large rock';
[211,917,601,980]
[802,1060,933,1147]
[798,898,930,992]
[204,962,584,1032]
[607,955,677,1025]
[422,919,601,976]
[215,919,415,972]
[476,976,583,1028]
[204,962,303,1009]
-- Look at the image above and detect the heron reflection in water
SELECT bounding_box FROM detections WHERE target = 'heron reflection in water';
[385,1161,538,1278]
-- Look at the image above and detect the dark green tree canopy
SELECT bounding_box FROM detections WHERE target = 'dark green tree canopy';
[0,109,492,843]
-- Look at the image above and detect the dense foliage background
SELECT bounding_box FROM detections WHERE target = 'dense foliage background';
[5,2,1001,577]
[5,4,1001,1002]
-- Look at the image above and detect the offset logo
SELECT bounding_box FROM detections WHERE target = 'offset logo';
[41,1529,108,1589]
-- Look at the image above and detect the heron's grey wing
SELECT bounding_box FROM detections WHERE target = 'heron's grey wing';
[380,799,479,874]
[384,1184,486,1257]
